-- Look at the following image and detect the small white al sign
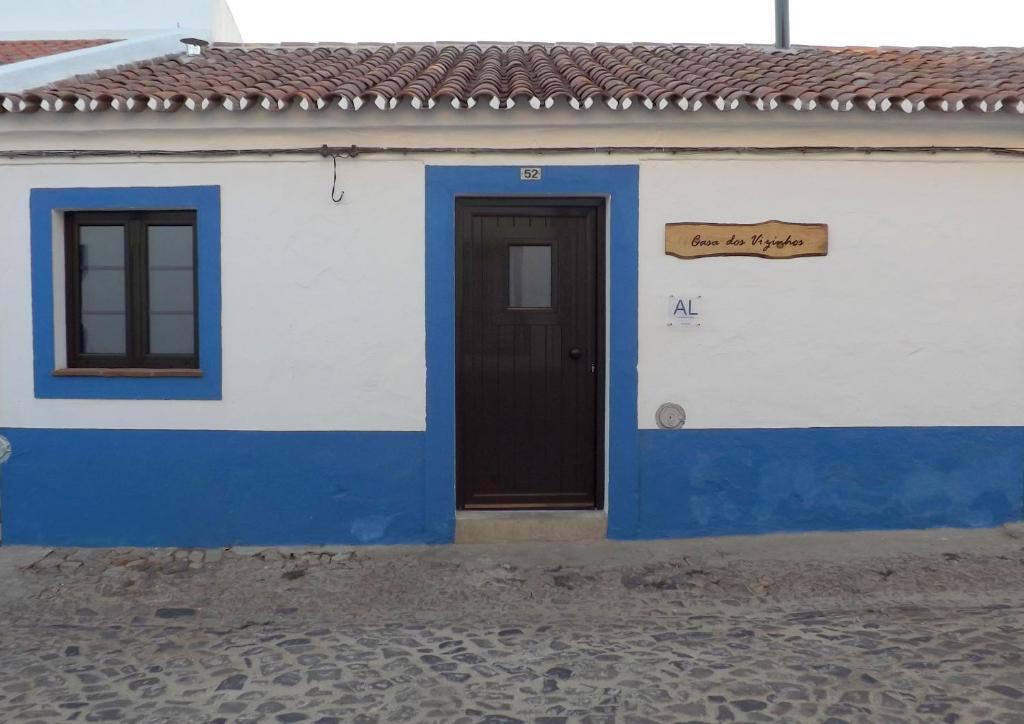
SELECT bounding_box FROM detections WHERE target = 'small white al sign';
[667,294,702,328]
[520,167,542,181]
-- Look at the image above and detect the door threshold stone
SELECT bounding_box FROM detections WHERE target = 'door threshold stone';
[455,510,607,543]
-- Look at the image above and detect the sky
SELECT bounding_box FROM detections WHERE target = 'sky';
[229,0,1024,47]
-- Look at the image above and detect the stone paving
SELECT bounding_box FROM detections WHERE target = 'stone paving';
[1,531,1024,722]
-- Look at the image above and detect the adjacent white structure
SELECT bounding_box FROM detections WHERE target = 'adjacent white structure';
[0,0,241,41]
[0,0,240,92]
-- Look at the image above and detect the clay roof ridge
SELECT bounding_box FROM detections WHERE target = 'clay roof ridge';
[6,42,1024,116]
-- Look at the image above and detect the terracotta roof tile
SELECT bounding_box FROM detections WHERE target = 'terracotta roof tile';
[0,39,114,66]
[4,42,1024,115]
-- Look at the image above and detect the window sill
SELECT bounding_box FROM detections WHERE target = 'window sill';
[52,368,204,378]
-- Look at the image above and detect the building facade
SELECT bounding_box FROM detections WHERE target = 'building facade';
[1,43,1023,545]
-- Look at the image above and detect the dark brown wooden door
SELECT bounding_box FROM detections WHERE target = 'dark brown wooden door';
[456,199,604,509]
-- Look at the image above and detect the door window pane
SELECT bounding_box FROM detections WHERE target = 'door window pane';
[508,245,552,308]
[147,226,195,354]
[78,226,126,354]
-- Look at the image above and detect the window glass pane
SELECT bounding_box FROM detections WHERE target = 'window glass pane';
[150,269,194,312]
[81,270,126,313]
[78,226,126,354]
[148,225,194,266]
[80,225,124,267]
[150,314,195,354]
[508,245,552,308]
[81,314,127,354]
[147,225,196,355]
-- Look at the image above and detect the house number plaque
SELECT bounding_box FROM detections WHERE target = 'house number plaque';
[665,220,828,260]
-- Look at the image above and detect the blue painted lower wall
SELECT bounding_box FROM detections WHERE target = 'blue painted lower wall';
[634,427,1024,539]
[2,427,1021,546]
[0,429,432,547]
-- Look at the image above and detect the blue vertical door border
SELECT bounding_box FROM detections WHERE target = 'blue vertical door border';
[424,165,640,541]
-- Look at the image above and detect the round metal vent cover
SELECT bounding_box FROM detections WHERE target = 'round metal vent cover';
[655,403,686,430]
[0,435,11,465]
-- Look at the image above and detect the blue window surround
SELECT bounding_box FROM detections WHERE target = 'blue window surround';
[30,186,222,400]
[424,165,640,541]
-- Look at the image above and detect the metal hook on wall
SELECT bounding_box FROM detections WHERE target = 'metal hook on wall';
[321,144,360,203]
[330,153,345,203]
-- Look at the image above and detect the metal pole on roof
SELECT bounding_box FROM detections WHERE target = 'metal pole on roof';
[775,0,791,48]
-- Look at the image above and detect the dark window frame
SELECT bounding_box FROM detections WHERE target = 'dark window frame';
[65,210,199,370]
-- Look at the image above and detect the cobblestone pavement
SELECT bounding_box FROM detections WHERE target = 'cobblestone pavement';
[2,529,1024,722]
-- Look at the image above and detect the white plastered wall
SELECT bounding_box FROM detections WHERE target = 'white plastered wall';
[1,109,1023,432]
[0,157,426,430]
[639,156,1024,429]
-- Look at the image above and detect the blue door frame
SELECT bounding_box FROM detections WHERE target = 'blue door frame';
[424,165,641,541]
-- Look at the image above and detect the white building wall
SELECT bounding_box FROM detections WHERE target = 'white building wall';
[2,115,1023,433]
[0,157,425,430]
[638,156,1024,429]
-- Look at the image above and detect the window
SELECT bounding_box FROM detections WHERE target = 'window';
[508,244,552,308]
[65,211,198,369]
[31,185,220,399]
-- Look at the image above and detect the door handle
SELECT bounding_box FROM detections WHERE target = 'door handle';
[568,347,583,360]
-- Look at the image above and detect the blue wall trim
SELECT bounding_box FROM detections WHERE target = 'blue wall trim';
[15,177,1014,547]
[635,427,1024,539]
[1,428,425,546]
[6,425,1018,547]
[30,186,222,400]
[424,165,640,541]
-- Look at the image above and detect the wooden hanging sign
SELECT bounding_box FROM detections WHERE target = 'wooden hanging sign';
[665,220,828,260]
